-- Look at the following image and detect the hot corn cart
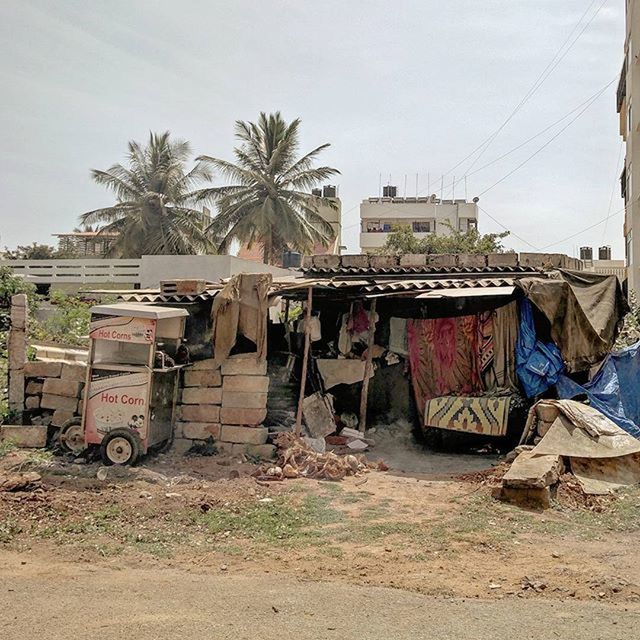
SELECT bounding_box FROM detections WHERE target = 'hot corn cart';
[59,303,188,465]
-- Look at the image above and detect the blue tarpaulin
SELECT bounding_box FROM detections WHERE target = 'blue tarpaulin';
[516,299,565,398]
[556,341,640,440]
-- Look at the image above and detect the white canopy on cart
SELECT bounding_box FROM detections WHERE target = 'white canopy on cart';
[90,303,189,319]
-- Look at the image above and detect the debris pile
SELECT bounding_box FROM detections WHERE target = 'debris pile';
[254,433,384,481]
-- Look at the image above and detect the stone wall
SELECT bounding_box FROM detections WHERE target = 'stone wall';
[23,360,86,430]
[175,353,275,459]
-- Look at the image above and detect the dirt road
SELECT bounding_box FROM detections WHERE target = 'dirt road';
[0,551,636,640]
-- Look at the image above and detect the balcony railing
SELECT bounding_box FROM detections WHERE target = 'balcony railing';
[1,259,142,283]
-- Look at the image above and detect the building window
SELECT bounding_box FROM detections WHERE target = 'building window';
[365,220,383,232]
[412,221,431,233]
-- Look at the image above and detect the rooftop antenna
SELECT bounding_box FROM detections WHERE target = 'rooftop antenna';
[415,172,419,197]
[464,176,468,201]
[440,175,444,200]
[404,174,407,198]
[427,172,430,196]
[378,173,382,199]
[452,176,455,200]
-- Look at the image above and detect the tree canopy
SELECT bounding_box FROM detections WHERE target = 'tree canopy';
[381,224,511,255]
[195,112,340,264]
[80,132,214,258]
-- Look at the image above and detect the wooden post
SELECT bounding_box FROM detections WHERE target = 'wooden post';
[295,287,313,435]
[359,298,377,433]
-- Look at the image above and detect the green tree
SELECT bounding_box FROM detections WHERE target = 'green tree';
[195,112,340,264]
[80,132,214,258]
[4,243,61,260]
[382,223,510,256]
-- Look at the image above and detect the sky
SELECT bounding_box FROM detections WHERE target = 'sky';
[0,0,627,258]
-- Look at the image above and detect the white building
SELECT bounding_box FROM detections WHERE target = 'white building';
[618,0,639,294]
[359,188,479,253]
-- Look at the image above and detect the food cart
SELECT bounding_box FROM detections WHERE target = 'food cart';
[59,303,188,465]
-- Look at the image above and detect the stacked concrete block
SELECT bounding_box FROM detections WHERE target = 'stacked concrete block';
[175,353,272,456]
[175,357,222,443]
[7,294,28,414]
[23,360,86,428]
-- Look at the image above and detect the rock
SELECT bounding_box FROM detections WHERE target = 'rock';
[503,445,534,464]
[25,381,43,395]
[302,392,335,438]
[165,492,183,498]
[24,361,62,378]
[303,436,326,453]
[347,439,369,452]
[51,409,75,428]
[24,396,40,410]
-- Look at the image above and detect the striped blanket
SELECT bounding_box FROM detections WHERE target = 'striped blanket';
[424,395,511,437]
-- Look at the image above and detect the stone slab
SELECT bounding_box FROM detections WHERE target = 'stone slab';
[311,254,341,269]
[456,253,487,268]
[427,254,457,268]
[0,425,47,448]
[340,254,370,269]
[222,391,268,409]
[220,425,269,444]
[61,362,87,383]
[219,407,267,425]
[369,254,398,269]
[180,422,221,440]
[487,252,518,267]
[496,486,552,510]
[399,254,427,267]
[43,378,82,398]
[24,361,63,378]
[502,452,563,489]
[183,369,222,388]
[221,355,267,377]
[178,405,221,423]
[41,394,79,412]
[181,387,223,405]
[190,358,221,371]
[222,375,270,393]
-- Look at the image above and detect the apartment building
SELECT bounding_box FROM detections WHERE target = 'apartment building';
[359,186,479,253]
[618,0,639,294]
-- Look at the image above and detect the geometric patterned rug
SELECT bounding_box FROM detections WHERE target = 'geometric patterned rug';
[424,395,511,436]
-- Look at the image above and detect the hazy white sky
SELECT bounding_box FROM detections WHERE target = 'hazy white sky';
[0,0,627,257]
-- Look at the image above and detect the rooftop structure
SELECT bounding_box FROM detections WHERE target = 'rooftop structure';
[359,187,479,253]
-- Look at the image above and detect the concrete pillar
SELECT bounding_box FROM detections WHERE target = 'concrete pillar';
[8,294,28,416]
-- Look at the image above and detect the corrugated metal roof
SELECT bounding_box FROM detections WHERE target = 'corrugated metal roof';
[362,277,519,293]
[117,289,220,303]
[303,265,537,276]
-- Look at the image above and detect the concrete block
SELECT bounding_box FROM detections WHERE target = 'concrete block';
[25,396,40,410]
[457,253,487,268]
[183,369,222,388]
[43,378,82,398]
[180,422,221,440]
[41,394,78,412]
[369,254,399,269]
[518,253,564,269]
[496,486,551,510]
[0,425,47,448]
[487,252,518,267]
[502,452,563,489]
[312,254,341,269]
[24,361,63,378]
[61,362,87,383]
[427,254,457,268]
[190,358,221,371]
[221,354,267,377]
[222,391,268,409]
[220,407,267,425]
[7,371,25,408]
[181,387,223,405]
[220,425,269,444]
[222,375,270,393]
[178,405,221,423]
[341,254,370,269]
[25,381,43,395]
[399,254,427,267]
[52,408,75,428]
[301,255,313,270]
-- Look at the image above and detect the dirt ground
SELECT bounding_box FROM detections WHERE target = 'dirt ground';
[1,444,640,606]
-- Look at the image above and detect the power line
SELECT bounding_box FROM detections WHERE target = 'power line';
[477,205,541,250]
[602,139,624,240]
[444,0,607,180]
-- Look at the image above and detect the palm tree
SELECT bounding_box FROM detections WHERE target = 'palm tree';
[195,112,340,264]
[80,132,214,258]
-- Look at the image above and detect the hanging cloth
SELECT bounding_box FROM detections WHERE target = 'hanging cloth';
[493,301,519,389]
[407,315,483,419]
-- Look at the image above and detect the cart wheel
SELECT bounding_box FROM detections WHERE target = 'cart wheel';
[58,418,85,454]
[100,429,140,466]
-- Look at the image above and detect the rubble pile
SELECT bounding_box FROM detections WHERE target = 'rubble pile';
[256,433,382,481]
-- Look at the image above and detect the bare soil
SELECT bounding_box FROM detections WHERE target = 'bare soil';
[1,446,640,604]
